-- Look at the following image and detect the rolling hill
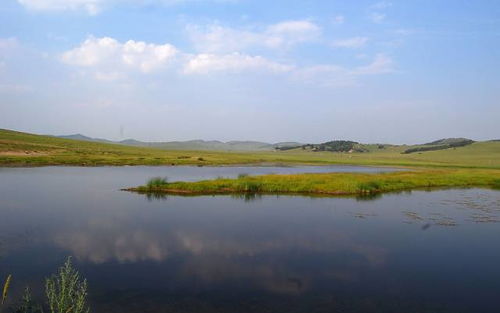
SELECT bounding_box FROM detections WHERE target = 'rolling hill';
[57,134,302,151]
[1,128,499,168]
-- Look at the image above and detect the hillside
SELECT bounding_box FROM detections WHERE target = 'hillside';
[57,134,302,151]
[277,140,391,153]
[402,138,474,154]
[1,129,500,168]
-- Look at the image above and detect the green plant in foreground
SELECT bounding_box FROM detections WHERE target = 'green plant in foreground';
[2,274,11,305]
[46,257,89,313]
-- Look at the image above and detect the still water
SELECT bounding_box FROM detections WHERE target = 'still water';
[0,166,499,313]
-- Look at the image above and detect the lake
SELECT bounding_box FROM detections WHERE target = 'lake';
[0,166,499,313]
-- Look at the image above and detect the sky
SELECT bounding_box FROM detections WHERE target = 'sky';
[0,0,499,144]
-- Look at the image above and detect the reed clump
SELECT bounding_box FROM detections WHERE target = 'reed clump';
[146,177,168,191]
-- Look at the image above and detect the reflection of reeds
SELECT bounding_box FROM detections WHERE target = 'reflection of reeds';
[2,274,11,305]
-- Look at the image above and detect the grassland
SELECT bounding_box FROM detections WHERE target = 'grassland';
[129,169,500,196]
[2,128,500,196]
[1,129,500,169]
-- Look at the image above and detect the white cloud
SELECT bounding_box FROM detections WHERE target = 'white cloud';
[332,37,368,48]
[17,0,103,15]
[0,38,20,72]
[61,37,393,86]
[332,15,345,25]
[0,37,19,53]
[353,53,393,75]
[368,1,391,23]
[0,84,33,93]
[294,54,394,87]
[16,0,235,15]
[183,53,293,74]
[61,36,178,77]
[369,12,386,23]
[370,1,392,9]
[187,20,321,53]
[393,28,415,36]
[293,65,355,88]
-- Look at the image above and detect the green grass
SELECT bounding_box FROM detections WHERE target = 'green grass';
[129,169,500,196]
[1,129,500,169]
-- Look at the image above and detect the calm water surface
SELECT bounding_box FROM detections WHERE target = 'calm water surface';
[0,166,499,313]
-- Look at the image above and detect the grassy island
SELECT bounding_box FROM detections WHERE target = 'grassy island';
[128,169,500,197]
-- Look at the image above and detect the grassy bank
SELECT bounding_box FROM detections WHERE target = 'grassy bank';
[2,129,500,168]
[128,169,500,196]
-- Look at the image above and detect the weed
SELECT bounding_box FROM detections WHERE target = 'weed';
[46,257,89,313]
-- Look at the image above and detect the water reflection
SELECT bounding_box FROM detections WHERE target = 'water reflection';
[0,167,499,313]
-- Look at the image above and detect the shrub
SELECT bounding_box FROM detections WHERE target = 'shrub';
[46,257,89,313]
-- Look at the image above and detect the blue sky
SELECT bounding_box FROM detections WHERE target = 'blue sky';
[0,0,499,143]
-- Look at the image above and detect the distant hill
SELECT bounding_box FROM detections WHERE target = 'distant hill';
[423,138,474,146]
[54,134,484,154]
[402,138,475,154]
[56,134,302,151]
[277,140,386,153]
[57,134,114,144]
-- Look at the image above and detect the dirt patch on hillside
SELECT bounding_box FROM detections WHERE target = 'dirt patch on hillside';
[0,151,49,156]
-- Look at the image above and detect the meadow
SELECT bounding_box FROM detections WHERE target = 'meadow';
[1,129,500,169]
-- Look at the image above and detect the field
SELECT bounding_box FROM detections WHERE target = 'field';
[1,129,500,169]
